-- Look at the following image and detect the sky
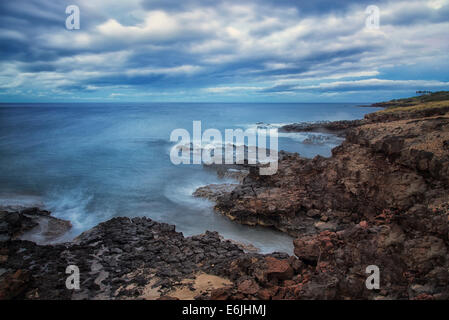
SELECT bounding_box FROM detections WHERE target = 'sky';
[0,0,448,103]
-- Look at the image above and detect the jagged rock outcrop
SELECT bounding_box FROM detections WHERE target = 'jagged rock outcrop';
[1,216,291,300]
[280,120,364,134]
[195,107,449,299]
[193,184,239,202]
[211,112,448,237]
[0,207,71,243]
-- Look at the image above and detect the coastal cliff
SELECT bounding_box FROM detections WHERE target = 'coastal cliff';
[197,93,449,299]
[1,93,448,300]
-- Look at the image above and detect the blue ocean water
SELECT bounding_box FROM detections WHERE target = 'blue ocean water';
[0,103,379,253]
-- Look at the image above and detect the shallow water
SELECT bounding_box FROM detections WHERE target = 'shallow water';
[0,103,379,254]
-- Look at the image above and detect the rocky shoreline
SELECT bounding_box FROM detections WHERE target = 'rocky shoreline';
[0,209,296,300]
[1,94,448,300]
[194,95,449,299]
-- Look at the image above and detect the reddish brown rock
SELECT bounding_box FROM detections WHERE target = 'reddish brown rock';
[264,257,294,281]
[210,287,233,300]
[237,279,259,295]
[0,270,30,300]
[257,288,271,300]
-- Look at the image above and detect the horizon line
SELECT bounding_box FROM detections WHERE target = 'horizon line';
[0,101,375,105]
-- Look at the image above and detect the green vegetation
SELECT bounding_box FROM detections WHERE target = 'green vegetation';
[374,91,449,113]
[378,100,449,114]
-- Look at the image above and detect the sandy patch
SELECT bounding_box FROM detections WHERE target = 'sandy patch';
[167,273,232,300]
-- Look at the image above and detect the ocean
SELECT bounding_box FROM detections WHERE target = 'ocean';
[0,102,380,254]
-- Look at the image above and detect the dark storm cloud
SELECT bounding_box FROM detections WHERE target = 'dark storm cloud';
[381,2,449,26]
[140,0,387,14]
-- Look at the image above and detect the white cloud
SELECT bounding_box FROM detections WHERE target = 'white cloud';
[97,11,179,40]
[291,79,449,91]
[204,86,264,93]
[125,65,203,76]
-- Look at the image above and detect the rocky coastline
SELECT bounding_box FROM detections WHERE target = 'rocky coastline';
[195,94,449,299]
[1,94,448,300]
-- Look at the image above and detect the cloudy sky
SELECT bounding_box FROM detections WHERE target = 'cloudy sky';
[0,0,448,102]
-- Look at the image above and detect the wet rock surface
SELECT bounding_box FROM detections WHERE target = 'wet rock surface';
[0,207,71,243]
[280,120,364,135]
[193,184,239,202]
[2,216,300,300]
[0,217,251,299]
